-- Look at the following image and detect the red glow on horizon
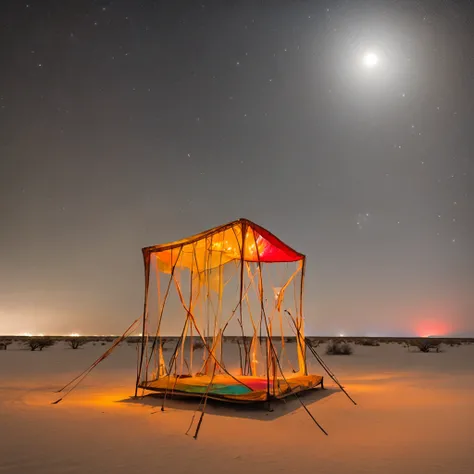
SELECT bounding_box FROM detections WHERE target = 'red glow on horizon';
[408,302,458,337]
[414,317,453,338]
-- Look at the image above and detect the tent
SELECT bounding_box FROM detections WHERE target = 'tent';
[54,218,355,436]
[134,218,324,402]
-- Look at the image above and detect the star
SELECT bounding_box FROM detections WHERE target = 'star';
[356,213,371,230]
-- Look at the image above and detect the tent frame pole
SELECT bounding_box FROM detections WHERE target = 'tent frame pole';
[135,250,151,397]
[238,220,248,375]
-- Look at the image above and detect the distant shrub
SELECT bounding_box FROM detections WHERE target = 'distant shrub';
[65,337,88,350]
[309,340,321,348]
[326,341,353,355]
[146,337,169,347]
[0,340,12,350]
[193,341,205,350]
[24,337,56,351]
[411,339,442,353]
[402,340,412,349]
[361,339,380,347]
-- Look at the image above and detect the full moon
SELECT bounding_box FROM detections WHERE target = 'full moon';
[362,52,379,68]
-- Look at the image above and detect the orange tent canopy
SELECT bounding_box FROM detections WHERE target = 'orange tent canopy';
[143,218,304,273]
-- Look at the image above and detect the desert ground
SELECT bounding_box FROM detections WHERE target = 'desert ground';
[1,337,474,473]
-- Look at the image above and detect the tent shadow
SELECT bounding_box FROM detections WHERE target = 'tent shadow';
[118,386,337,421]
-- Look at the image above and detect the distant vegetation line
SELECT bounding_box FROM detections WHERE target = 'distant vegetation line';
[1,335,473,343]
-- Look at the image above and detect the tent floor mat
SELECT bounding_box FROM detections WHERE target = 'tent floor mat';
[138,373,324,403]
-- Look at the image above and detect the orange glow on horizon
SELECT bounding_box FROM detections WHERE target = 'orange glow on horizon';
[407,301,458,338]
[414,317,453,338]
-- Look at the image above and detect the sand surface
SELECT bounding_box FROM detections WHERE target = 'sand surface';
[1,340,474,473]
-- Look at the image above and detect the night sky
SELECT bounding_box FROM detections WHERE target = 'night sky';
[1,0,473,337]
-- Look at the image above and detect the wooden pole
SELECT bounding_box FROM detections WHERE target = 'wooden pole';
[135,250,151,397]
[239,220,248,374]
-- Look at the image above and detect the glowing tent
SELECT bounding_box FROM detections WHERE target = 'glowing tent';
[134,218,324,402]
